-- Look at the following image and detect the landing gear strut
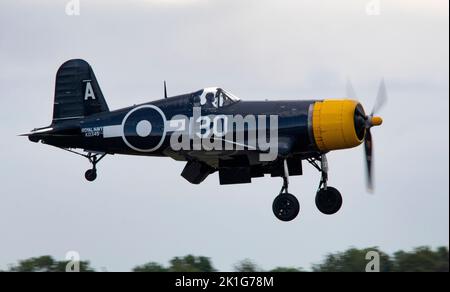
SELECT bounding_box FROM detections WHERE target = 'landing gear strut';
[308,154,343,215]
[272,160,300,222]
[52,147,108,182]
[84,153,106,182]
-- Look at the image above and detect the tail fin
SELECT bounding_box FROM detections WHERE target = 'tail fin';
[52,59,109,123]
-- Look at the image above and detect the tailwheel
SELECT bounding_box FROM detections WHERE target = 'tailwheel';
[85,169,97,182]
[83,152,106,182]
[315,187,343,215]
[273,193,300,222]
[48,148,107,182]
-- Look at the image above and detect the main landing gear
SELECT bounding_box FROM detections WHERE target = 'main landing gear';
[272,155,343,222]
[308,155,343,216]
[272,161,300,222]
[308,155,342,215]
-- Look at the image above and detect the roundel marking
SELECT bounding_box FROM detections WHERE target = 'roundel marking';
[121,105,167,152]
[136,120,152,137]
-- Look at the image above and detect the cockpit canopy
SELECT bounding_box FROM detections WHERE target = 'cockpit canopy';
[193,87,240,108]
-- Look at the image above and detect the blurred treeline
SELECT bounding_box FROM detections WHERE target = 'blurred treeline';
[2,246,448,272]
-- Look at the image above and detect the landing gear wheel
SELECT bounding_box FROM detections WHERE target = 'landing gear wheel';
[272,193,300,222]
[315,187,343,215]
[85,169,97,182]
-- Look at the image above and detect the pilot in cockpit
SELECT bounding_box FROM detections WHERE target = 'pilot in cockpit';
[194,87,240,109]
[205,92,215,107]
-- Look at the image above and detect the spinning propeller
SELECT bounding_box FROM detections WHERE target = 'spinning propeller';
[347,79,387,192]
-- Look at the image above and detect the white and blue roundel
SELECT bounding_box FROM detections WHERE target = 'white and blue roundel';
[121,105,167,152]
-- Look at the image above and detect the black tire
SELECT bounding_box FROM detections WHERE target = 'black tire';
[315,187,343,215]
[272,193,300,222]
[85,169,97,182]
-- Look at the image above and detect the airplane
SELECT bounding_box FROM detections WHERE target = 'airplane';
[22,59,385,222]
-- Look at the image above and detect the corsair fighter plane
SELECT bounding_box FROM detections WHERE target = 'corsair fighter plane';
[22,59,385,221]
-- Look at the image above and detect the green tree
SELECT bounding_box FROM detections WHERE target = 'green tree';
[269,267,303,272]
[392,246,449,272]
[133,255,216,272]
[4,246,449,272]
[436,246,450,272]
[9,256,55,272]
[312,247,393,272]
[169,255,216,272]
[233,259,261,272]
[7,256,95,272]
[133,262,168,272]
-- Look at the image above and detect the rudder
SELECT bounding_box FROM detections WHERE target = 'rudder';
[52,59,109,123]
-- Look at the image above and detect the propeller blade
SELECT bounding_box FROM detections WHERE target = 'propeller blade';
[346,78,358,99]
[372,78,387,116]
[364,129,374,192]
[345,78,384,193]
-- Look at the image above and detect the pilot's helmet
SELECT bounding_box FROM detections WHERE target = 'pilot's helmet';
[206,93,215,103]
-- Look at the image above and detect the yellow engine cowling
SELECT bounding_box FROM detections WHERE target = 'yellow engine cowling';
[312,99,365,152]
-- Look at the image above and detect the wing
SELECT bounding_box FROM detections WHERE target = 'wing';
[164,136,301,185]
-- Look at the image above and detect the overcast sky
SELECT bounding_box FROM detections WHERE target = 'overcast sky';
[0,0,448,271]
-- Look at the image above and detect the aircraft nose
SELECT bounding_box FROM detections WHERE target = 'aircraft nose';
[311,99,365,152]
